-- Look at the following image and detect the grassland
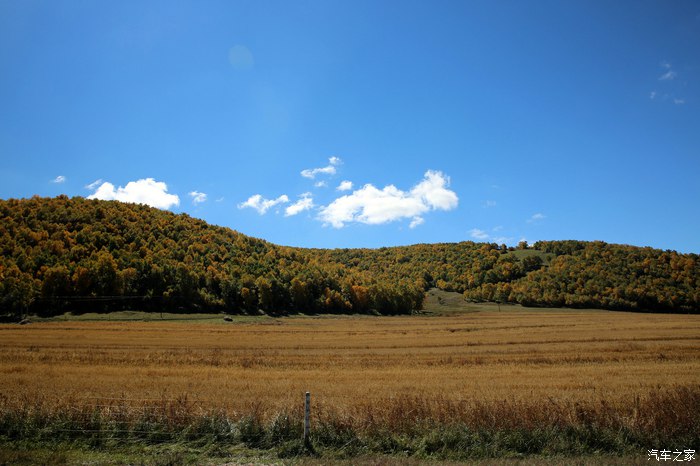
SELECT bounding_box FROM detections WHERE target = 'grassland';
[1,300,699,463]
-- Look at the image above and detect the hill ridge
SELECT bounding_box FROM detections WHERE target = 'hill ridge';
[0,196,698,316]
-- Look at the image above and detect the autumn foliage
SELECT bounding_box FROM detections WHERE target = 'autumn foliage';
[0,196,698,316]
[0,196,423,316]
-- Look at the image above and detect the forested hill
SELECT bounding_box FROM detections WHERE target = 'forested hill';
[0,196,424,316]
[0,196,698,317]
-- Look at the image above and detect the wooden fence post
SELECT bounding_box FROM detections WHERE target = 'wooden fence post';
[303,391,311,446]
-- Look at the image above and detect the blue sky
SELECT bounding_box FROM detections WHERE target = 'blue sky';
[1,1,699,252]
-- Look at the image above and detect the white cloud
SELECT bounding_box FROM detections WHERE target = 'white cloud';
[409,216,424,229]
[527,213,546,223]
[411,170,459,210]
[337,180,353,191]
[469,227,514,245]
[318,170,458,228]
[315,181,328,188]
[238,194,289,215]
[189,191,207,205]
[659,70,677,81]
[85,179,103,190]
[658,62,677,81]
[492,236,514,245]
[87,178,180,210]
[483,200,497,208]
[653,63,687,104]
[51,175,66,184]
[319,184,422,228]
[301,157,342,179]
[285,193,314,217]
[469,228,490,240]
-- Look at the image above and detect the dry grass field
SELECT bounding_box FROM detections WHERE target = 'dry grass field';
[1,309,698,406]
[1,305,699,461]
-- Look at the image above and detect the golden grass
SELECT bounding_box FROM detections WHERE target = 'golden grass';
[1,309,698,418]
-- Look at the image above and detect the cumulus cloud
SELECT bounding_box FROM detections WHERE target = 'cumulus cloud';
[319,184,423,228]
[301,157,342,179]
[189,191,207,205]
[411,170,460,210]
[87,178,180,210]
[51,175,66,184]
[238,194,289,214]
[285,193,314,217]
[337,180,353,191]
[318,170,458,228]
[315,181,328,188]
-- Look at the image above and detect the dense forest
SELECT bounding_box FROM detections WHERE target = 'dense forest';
[0,196,698,317]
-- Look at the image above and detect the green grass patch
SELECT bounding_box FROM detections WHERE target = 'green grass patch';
[423,288,617,316]
[423,288,537,315]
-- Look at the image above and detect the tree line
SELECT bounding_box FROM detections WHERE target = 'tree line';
[0,197,697,317]
[0,196,423,317]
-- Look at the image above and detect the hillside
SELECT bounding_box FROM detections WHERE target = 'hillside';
[0,196,698,317]
[0,196,423,317]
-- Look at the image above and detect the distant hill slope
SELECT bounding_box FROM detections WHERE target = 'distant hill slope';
[0,196,698,316]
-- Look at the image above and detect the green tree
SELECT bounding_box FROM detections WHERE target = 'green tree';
[290,277,310,311]
[0,265,37,318]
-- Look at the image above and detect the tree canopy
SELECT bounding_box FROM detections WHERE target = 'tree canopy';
[0,196,697,317]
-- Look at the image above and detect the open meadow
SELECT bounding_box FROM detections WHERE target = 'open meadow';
[1,303,699,463]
